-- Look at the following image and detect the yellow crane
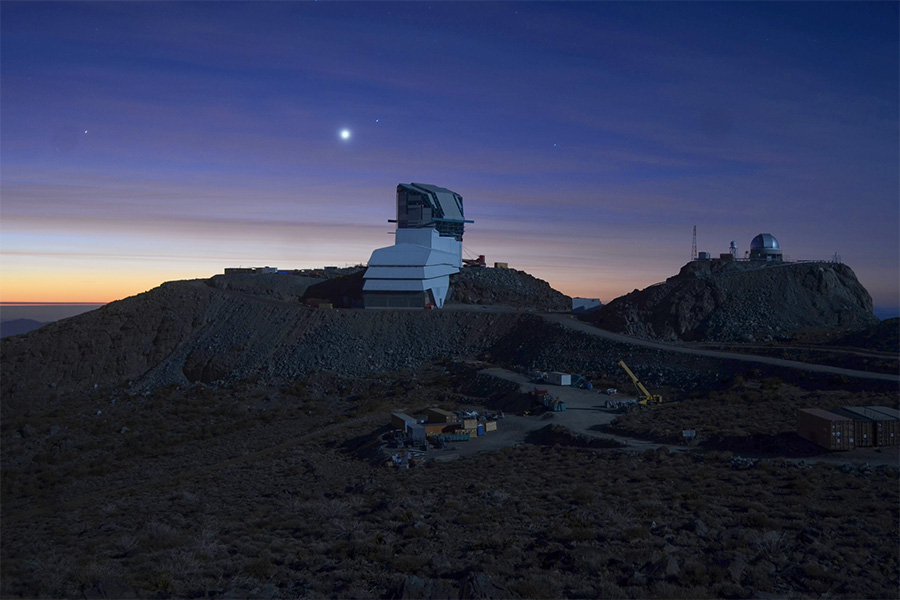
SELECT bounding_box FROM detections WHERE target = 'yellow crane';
[617,360,663,405]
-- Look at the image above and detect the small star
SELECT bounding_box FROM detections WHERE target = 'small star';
[84,130,88,134]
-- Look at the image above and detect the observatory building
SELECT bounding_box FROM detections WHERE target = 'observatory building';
[749,233,782,262]
[363,183,472,309]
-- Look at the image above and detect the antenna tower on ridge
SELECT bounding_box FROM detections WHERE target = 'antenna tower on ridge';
[691,225,698,261]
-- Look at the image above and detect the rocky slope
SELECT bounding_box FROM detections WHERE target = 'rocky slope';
[0,276,754,413]
[447,267,571,311]
[589,261,879,342]
[0,280,525,410]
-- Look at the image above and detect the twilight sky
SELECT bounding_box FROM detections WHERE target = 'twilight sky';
[2,1,898,313]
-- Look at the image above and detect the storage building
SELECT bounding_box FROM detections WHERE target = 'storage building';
[797,408,854,450]
[425,408,456,423]
[391,412,417,430]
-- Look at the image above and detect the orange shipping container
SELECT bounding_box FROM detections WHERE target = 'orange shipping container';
[797,408,854,450]
[424,423,456,436]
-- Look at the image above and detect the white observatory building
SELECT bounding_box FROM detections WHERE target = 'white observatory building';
[363,183,472,309]
[749,233,783,262]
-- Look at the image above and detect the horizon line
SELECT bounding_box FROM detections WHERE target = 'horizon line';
[0,302,108,306]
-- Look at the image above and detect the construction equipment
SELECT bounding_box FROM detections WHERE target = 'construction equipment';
[462,254,486,268]
[531,388,566,412]
[570,374,593,390]
[617,360,663,405]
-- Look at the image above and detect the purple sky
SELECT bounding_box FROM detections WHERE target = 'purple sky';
[2,2,898,313]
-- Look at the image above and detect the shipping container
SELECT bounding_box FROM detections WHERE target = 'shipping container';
[867,406,899,418]
[483,420,498,432]
[424,423,455,436]
[547,372,572,386]
[828,408,875,447]
[425,407,456,424]
[797,408,854,450]
[866,406,900,446]
[841,406,893,446]
[461,418,478,430]
[391,412,416,430]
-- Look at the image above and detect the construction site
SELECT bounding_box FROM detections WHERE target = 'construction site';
[378,359,686,467]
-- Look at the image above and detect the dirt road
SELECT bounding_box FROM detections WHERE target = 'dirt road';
[540,313,900,383]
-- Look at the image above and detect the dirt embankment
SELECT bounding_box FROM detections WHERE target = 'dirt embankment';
[589,261,878,342]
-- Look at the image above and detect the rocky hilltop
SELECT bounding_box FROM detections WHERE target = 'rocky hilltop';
[447,267,571,311]
[297,267,571,311]
[589,260,879,342]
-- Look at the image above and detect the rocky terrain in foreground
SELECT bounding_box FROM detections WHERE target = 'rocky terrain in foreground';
[589,260,879,342]
[1,364,896,600]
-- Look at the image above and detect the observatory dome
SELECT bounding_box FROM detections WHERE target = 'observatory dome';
[750,233,779,250]
[749,233,782,261]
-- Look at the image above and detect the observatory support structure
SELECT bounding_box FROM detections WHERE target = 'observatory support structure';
[363,183,472,309]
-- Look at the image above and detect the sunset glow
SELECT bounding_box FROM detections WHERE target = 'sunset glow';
[2,2,897,312]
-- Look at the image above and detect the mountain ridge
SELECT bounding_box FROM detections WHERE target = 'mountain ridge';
[588,260,879,342]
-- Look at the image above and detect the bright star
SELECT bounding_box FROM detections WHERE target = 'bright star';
[340,129,351,140]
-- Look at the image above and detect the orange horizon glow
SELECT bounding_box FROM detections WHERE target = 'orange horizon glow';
[0,264,652,305]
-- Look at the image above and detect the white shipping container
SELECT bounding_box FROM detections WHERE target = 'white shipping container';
[548,372,571,386]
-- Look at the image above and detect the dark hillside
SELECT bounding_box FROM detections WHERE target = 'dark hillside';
[832,317,899,353]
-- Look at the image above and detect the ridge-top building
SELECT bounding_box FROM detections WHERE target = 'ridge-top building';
[363,183,472,309]
[749,233,783,262]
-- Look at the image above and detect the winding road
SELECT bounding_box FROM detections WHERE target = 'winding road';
[538,313,899,383]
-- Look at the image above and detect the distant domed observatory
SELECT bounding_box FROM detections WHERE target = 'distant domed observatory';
[363,183,473,309]
[749,233,783,262]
